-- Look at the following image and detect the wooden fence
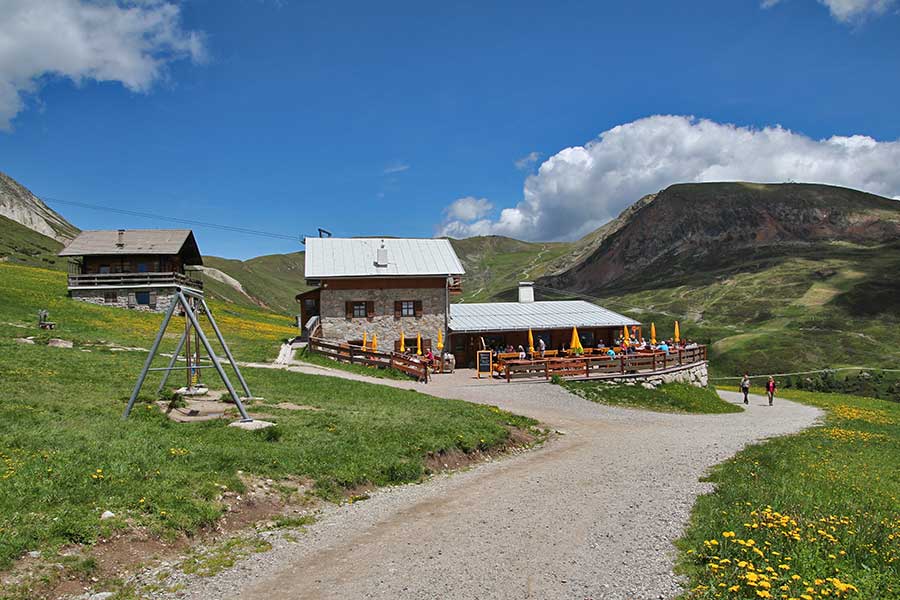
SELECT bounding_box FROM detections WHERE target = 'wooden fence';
[503,345,707,382]
[307,337,429,382]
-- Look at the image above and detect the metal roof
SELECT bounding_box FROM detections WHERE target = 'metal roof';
[304,237,465,278]
[449,300,640,333]
[59,229,202,264]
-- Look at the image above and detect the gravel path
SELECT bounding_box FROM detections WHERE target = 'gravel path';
[160,365,823,600]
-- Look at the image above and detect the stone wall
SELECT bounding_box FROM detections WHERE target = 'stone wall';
[320,286,446,349]
[599,361,709,389]
[70,288,176,313]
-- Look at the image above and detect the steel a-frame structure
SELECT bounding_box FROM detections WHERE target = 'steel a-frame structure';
[123,287,254,422]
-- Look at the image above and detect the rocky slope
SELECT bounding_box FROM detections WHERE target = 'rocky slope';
[540,182,900,294]
[0,172,79,242]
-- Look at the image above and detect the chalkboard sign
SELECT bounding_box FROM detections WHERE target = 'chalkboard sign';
[477,350,493,378]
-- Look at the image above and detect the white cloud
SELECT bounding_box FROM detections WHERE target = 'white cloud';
[437,115,900,241]
[383,162,410,174]
[514,151,542,171]
[0,0,206,130]
[444,196,493,221]
[763,0,897,22]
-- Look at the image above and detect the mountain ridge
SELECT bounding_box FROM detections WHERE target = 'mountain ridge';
[0,172,79,242]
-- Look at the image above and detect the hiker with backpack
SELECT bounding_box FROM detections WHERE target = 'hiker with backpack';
[740,373,751,405]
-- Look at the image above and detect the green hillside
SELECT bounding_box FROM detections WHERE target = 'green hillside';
[448,236,573,302]
[203,252,310,314]
[0,215,67,270]
[571,241,900,383]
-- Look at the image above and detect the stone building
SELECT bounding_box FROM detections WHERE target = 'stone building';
[59,229,203,312]
[299,237,464,350]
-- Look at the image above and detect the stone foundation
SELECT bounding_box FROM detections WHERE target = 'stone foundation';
[69,288,176,313]
[593,361,709,389]
[320,286,446,350]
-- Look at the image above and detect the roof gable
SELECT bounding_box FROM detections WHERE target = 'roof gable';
[58,229,202,264]
[304,237,464,278]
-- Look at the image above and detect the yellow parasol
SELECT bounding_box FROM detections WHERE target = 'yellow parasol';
[399,331,405,353]
[674,321,680,343]
[650,322,657,345]
[362,332,368,351]
[416,333,422,355]
[437,330,444,351]
[569,326,582,352]
[622,325,630,346]
[372,333,378,352]
[528,328,534,354]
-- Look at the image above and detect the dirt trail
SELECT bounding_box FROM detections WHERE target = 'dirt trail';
[175,366,821,600]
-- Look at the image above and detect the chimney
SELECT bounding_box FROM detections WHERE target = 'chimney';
[518,281,534,303]
[375,240,388,267]
[116,229,125,248]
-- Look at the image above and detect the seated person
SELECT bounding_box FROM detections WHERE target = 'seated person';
[517,345,526,360]
[606,347,616,357]
[657,341,669,354]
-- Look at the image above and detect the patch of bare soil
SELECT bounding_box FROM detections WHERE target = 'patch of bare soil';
[424,425,539,474]
[0,476,316,600]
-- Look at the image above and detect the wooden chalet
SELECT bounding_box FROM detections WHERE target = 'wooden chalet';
[59,229,203,312]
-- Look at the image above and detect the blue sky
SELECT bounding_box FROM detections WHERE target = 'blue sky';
[2,0,899,258]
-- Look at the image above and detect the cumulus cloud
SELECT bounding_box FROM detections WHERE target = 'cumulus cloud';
[437,115,900,241]
[514,151,542,171]
[763,0,897,22]
[0,0,206,130]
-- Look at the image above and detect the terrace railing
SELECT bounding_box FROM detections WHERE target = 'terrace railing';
[67,271,203,290]
[307,337,429,382]
[503,345,707,382]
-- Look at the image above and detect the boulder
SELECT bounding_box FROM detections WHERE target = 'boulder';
[15,338,35,344]
[47,338,73,349]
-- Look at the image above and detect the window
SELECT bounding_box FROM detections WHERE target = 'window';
[103,291,118,304]
[135,292,151,306]
[346,301,373,319]
[394,300,423,318]
[99,265,111,274]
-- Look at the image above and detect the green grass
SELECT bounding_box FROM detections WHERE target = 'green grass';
[561,382,742,414]
[0,214,66,270]
[0,263,538,572]
[677,389,900,599]
[294,346,413,380]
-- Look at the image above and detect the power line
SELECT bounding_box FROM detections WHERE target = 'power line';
[42,196,301,242]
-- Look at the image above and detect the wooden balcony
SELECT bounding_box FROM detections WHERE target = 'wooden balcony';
[67,271,203,291]
[448,275,463,295]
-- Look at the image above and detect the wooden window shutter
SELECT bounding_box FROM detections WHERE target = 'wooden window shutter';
[345,301,353,319]
[414,300,423,317]
[148,290,158,308]
[366,301,374,320]
[394,301,402,318]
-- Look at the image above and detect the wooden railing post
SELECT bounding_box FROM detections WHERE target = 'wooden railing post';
[678,349,683,366]
[544,361,549,380]
[620,355,625,374]
[585,359,589,378]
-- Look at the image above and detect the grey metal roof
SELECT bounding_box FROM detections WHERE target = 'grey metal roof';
[59,229,202,264]
[449,300,640,333]
[304,237,465,278]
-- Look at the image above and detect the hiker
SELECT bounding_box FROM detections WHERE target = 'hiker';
[740,373,751,405]
[538,337,546,357]
[766,376,776,406]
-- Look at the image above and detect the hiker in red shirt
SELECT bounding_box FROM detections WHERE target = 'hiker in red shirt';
[766,376,776,406]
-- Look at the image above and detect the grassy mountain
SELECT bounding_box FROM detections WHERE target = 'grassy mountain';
[0,214,68,270]
[202,252,310,314]
[0,171,79,242]
[536,182,900,377]
[447,236,573,302]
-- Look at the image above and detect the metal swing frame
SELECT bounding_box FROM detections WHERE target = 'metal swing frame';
[123,287,254,422]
